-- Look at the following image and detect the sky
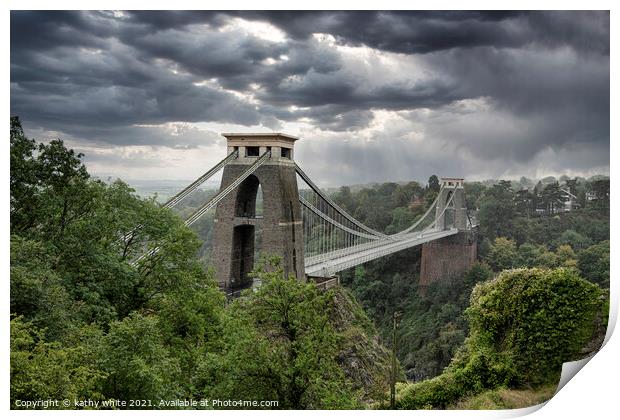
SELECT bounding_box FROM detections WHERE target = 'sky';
[10,11,610,187]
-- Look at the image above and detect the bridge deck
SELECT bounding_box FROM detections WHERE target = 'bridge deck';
[304,228,460,277]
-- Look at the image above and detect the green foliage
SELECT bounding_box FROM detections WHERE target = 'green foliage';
[463,182,486,210]
[332,174,608,390]
[540,182,569,215]
[10,117,209,326]
[485,237,518,271]
[477,181,515,240]
[101,313,182,403]
[554,229,592,251]
[466,268,604,384]
[427,175,440,193]
[11,131,91,239]
[591,179,610,207]
[331,180,425,233]
[205,257,362,409]
[9,119,229,406]
[10,117,89,236]
[325,170,607,407]
[535,250,558,269]
[555,245,577,267]
[578,241,610,288]
[395,268,607,409]
[349,258,492,382]
[386,206,417,234]
[516,243,544,267]
[472,177,608,248]
[11,317,107,408]
[10,236,75,341]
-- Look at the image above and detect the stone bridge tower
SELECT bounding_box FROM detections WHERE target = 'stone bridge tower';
[419,177,477,294]
[212,133,305,293]
[434,177,468,230]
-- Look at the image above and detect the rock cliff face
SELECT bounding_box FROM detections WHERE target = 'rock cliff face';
[328,286,398,403]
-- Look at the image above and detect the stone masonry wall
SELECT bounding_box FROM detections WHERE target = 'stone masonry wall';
[212,160,305,292]
[419,231,477,294]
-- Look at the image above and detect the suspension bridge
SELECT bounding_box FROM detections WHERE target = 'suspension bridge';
[132,133,477,294]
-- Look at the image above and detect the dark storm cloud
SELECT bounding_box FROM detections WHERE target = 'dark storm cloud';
[11,11,106,51]
[124,10,228,30]
[11,18,277,142]
[234,11,609,55]
[298,108,375,132]
[261,72,460,110]
[10,10,609,181]
[123,25,288,82]
[420,45,610,162]
[26,119,225,150]
[244,11,527,53]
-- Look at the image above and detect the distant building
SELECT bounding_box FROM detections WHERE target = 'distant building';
[561,188,580,212]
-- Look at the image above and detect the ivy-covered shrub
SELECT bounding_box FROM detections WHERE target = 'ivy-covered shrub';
[466,267,605,385]
[395,268,607,409]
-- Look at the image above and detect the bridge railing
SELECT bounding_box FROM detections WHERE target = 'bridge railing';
[300,183,457,269]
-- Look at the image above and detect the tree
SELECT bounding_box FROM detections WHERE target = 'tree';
[387,207,416,234]
[10,118,227,404]
[154,270,225,393]
[578,241,610,288]
[463,182,486,211]
[10,236,75,341]
[10,117,211,325]
[11,118,406,408]
[541,182,568,215]
[333,186,356,214]
[514,189,534,218]
[477,181,515,240]
[10,117,91,239]
[397,181,424,207]
[11,317,106,408]
[427,175,440,193]
[555,244,577,268]
[207,257,360,409]
[101,312,182,402]
[591,179,610,208]
[485,237,518,271]
[10,117,40,232]
[467,268,605,385]
[535,250,558,268]
[554,229,592,251]
[565,178,578,196]
[516,243,544,268]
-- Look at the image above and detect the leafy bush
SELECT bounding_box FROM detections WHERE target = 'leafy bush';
[395,268,607,409]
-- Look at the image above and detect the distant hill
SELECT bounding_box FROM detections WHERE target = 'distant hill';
[106,173,609,203]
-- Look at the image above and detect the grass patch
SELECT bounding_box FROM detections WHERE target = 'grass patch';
[451,384,557,409]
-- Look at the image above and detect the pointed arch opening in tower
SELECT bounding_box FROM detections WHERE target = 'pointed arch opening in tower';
[444,190,455,228]
[231,174,264,290]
